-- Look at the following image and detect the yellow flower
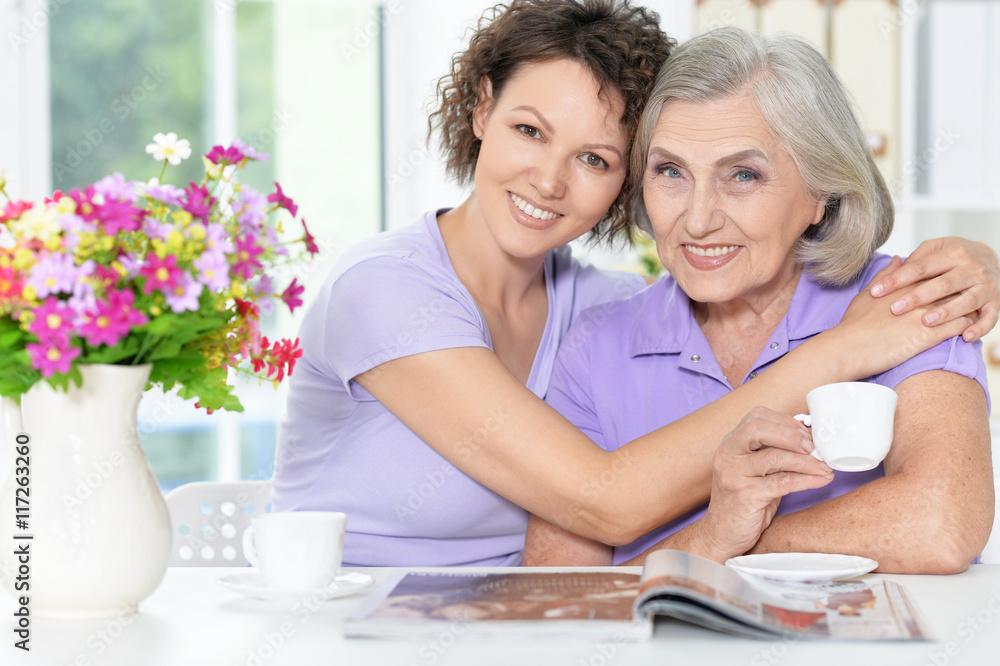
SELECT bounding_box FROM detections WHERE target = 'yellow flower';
[202,156,222,180]
[188,223,206,241]
[230,281,247,299]
[100,235,115,251]
[166,229,185,253]
[44,235,62,252]
[21,285,37,302]
[151,238,167,259]
[12,248,35,271]
[56,197,76,215]
[172,210,193,227]
[150,305,162,316]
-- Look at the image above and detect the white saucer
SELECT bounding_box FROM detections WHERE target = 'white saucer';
[725,553,878,582]
[218,571,375,602]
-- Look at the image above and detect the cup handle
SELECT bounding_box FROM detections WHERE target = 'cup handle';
[242,525,259,567]
[793,413,823,462]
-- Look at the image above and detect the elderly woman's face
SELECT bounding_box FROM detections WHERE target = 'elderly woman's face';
[642,95,825,307]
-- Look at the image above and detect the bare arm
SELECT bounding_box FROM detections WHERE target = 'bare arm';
[524,408,834,566]
[749,370,994,574]
[357,262,973,546]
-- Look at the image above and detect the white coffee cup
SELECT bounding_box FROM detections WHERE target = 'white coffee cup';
[242,511,347,591]
[793,382,898,472]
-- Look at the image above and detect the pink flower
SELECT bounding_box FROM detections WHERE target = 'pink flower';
[300,218,319,256]
[92,198,146,235]
[233,236,264,280]
[0,200,33,224]
[280,278,305,314]
[182,182,215,222]
[0,266,24,302]
[139,255,183,295]
[77,290,144,347]
[28,297,75,346]
[267,182,298,218]
[26,341,81,377]
[205,144,246,165]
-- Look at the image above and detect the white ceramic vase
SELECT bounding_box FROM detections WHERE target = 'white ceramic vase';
[0,363,170,619]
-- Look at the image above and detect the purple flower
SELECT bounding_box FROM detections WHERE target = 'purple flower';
[234,185,268,232]
[58,213,96,249]
[232,137,269,162]
[265,226,289,256]
[193,251,231,291]
[92,173,137,203]
[144,181,185,207]
[204,223,233,254]
[182,182,215,223]
[142,216,174,241]
[164,274,204,313]
[27,251,80,298]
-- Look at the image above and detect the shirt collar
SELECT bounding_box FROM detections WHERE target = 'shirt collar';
[628,267,855,358]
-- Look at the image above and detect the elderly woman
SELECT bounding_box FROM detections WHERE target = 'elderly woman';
[524,26,994,574]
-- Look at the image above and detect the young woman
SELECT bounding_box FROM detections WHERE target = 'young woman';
[271,0,1000,567]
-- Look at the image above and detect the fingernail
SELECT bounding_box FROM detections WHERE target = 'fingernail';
[825,472,835,479]
[964,331,975,342]
[820,463,833,473]
[924,312,939,325]
[891,300,905,314]
[801,437,814,453]
[870,283,884,296]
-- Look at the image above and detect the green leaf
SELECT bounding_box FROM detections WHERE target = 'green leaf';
[149,340,182,360]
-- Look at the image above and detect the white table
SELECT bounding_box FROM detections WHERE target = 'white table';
[3,565,1000,665]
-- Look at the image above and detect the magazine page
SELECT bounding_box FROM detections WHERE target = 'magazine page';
[345,570,652,642]
[636,550,929,641]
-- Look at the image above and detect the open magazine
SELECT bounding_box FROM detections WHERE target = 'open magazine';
[344,550,929,642]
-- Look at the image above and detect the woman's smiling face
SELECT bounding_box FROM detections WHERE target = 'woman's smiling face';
[643,94,826,307]
[471,58,629,260]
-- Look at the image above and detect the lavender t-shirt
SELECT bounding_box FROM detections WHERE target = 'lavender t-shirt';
[545,254,990,565]
[271,210,645,566]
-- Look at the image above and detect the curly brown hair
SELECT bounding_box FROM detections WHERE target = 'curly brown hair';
[428,0,675,243]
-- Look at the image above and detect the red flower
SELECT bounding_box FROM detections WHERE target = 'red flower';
[267,182,298,217]
[44,191,64,205]
[266,337,302,382]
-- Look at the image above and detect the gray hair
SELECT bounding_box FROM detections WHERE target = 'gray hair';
[630,26,893,286]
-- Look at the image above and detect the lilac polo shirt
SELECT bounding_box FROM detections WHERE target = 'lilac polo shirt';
[270,210,646,567]
[545,254,990,565]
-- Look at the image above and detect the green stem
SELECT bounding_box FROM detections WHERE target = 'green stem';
[157,160,168,183]
[134,332,160,365]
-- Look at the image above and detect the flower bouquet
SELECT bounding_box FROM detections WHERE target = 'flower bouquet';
[0,132,316,413]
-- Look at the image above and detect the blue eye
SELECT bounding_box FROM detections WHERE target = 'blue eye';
[735,170,758,182]
[665,167,682,178]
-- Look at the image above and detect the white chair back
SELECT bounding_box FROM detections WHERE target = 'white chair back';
[164,480,272,567]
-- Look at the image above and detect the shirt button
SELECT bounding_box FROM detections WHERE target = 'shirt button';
[769,342,779,349]
[691,354,701,362]
[749,372,758,379]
